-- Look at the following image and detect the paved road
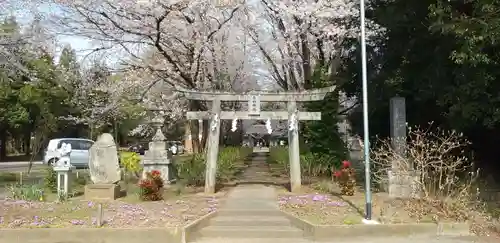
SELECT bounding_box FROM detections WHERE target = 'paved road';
[0,161,45,171]
[0,155,154,172]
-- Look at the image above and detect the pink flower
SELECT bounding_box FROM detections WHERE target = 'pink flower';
[342,160,351,168]
[334,171,342,178]
[151,170,161,177]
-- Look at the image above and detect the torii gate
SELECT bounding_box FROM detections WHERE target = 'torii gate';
[178,86,336,193]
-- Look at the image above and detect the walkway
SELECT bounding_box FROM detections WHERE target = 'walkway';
[239,152,277,182]
[191,184,310,243]
[191,152,308,243]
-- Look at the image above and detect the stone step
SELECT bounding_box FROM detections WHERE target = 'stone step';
[210,216,291,226]
[223,199,277,205]
[227,193,276,199]
[227,193,275,197]
[197,226,304,238]
[217,209,284,217]
[223,203,278,209]
[192,238,312,243]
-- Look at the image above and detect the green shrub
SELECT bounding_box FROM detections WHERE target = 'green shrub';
[239,147,253,159]
[119,151,142,175]
[269,147,341,181]
[7,183,45,201]
[176,153,206,186]
[176,147,249,186]
[301,152,340,178]
[269,147,290,172]
[43,167,57,192]
[217,147,240,182]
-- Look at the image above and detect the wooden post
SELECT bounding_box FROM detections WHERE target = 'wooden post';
[205,99,221,194]
[287,100,301,192]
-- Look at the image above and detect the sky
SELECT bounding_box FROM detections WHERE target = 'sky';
[42,4,94,61]
[57,36,93,60]
[10,2,93,62]
[9,1,269,82]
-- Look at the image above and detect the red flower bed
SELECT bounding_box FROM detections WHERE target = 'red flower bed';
[332,160,356,196]
[138,170,164,201]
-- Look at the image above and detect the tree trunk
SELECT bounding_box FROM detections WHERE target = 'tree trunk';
[24,129,31,156]
[201,120,209,151]
[300,32,312,89]
[187,100,210,153]
[0,127,6,160]
[190,119,201,153]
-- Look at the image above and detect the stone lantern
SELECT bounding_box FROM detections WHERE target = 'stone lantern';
[140,114,174,183]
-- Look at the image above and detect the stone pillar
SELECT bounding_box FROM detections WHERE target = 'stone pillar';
[205,99,221,194]
[388,97,419,198]
[288,100,301,192]
[390,97,406,163]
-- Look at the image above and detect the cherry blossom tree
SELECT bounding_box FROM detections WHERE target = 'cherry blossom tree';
[46,0,254,151]
[0,1,56,73]
[243,0,383,91]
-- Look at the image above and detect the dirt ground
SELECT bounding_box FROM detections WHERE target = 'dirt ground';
[278,181,468,225]
[278,181,500,238]
[0,186,225,228]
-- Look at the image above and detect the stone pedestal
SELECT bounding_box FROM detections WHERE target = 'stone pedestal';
[85,184,121,200]
[388,170,420,198]
[53,165,75,199]
[142,157,174,183]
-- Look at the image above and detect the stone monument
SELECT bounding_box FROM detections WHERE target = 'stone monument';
[53,142,75,200]
[85,133,122,200]
[141,115,174,183]
[387,97,420,198]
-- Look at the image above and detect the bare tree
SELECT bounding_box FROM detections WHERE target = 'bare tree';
[48,1,254,151]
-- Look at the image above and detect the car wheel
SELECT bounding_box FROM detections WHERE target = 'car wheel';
[48,158,58,166]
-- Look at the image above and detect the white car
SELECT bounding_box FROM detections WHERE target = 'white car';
[43,138,94,168]
[167,141,184,155]
[174,141,184,154]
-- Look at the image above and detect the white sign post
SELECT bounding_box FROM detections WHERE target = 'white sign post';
[53,143,75,200]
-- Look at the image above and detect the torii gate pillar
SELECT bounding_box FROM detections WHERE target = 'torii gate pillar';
[288,100,301,192]
[205,99,221,194]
